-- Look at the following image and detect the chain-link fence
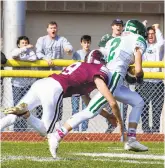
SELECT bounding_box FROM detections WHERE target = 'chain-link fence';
[1,77,164,142]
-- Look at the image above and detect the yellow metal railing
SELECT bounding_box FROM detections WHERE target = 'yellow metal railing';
[4,59,79,67]
[3,60,165,68]
[1,70,61,78]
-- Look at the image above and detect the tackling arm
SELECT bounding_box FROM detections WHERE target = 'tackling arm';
[82,94,117,127]
[94,77,123,135]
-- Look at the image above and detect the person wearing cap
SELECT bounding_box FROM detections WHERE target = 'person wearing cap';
[98,19,123,48]
[98,19,128,133]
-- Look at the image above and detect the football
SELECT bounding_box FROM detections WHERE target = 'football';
[125,66,137,84]
[127,66,135,77]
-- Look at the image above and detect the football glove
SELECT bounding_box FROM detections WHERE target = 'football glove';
[136,72,144,84]
[125,74,137,84]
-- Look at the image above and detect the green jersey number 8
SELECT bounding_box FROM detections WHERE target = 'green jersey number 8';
[107,38,121,62]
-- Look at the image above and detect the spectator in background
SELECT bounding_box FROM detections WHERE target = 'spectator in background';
[11,36,37,132]
[98,19,123,48]
[71,35,91,132]
[35,21,73,70]
[98,19,127,133]
[135,24,164,133]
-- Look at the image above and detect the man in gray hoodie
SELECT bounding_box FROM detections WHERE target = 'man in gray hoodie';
[35,21,73,70]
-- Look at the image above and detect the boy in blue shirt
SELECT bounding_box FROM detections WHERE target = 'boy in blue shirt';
[72,35,91,132]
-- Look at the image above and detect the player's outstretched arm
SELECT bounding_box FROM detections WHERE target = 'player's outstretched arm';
[82,94,117,127]
[100,109,117,127]
[94,76,123,135]
[134,47,143,77]
[134,47,144,84]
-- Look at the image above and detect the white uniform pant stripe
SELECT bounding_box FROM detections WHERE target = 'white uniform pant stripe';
[47,92,63,134]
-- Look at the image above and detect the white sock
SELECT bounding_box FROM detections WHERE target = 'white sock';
[0,114,17,131]
[27,114,47,136]
[55,126,68,141]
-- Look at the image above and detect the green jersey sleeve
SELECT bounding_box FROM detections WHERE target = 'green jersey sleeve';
[98,34,114,47]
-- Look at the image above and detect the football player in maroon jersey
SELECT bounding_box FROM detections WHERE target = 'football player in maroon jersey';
[2,50,123,158]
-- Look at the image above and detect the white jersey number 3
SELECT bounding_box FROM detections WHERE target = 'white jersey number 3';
[62,62,82,75]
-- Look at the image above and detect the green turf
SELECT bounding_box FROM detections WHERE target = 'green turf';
[1,141,164,168]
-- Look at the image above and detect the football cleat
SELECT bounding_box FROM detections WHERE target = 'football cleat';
[3,103,28,116]
[124,138,148,152]
[47,133,59,159]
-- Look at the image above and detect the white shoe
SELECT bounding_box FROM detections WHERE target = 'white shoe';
[124,138,148,152]
[47,133,59,159]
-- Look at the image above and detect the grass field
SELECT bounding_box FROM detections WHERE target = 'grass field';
[1,141,164,168]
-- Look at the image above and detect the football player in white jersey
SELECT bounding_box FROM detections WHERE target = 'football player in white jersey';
[44,19,148,158]
[102,20,148,151]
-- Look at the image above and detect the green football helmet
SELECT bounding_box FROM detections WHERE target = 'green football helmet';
[123,20,147,39]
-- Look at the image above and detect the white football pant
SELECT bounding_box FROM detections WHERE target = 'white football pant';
[0,77,64,135]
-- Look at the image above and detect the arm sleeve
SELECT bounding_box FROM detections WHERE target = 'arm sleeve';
[10,47,27,58]
[98,34,108,47]
[94,65,109,84]
[155,29,164,60]
[35,37,46,59]
[62,37,73,51]
[72,51,79,60]
[28,50,37,61]
[98,34,113,47]
[98,35,105,47]
[155,29,164,47]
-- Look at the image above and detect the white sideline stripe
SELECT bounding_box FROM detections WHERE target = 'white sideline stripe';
[92,158,163,165]
[1,155,164,165]
[76,153,165,160]
[108,147,164,151]
[1,156,56,162]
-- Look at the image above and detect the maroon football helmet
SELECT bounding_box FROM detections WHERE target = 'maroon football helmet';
[85,49,105,64]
